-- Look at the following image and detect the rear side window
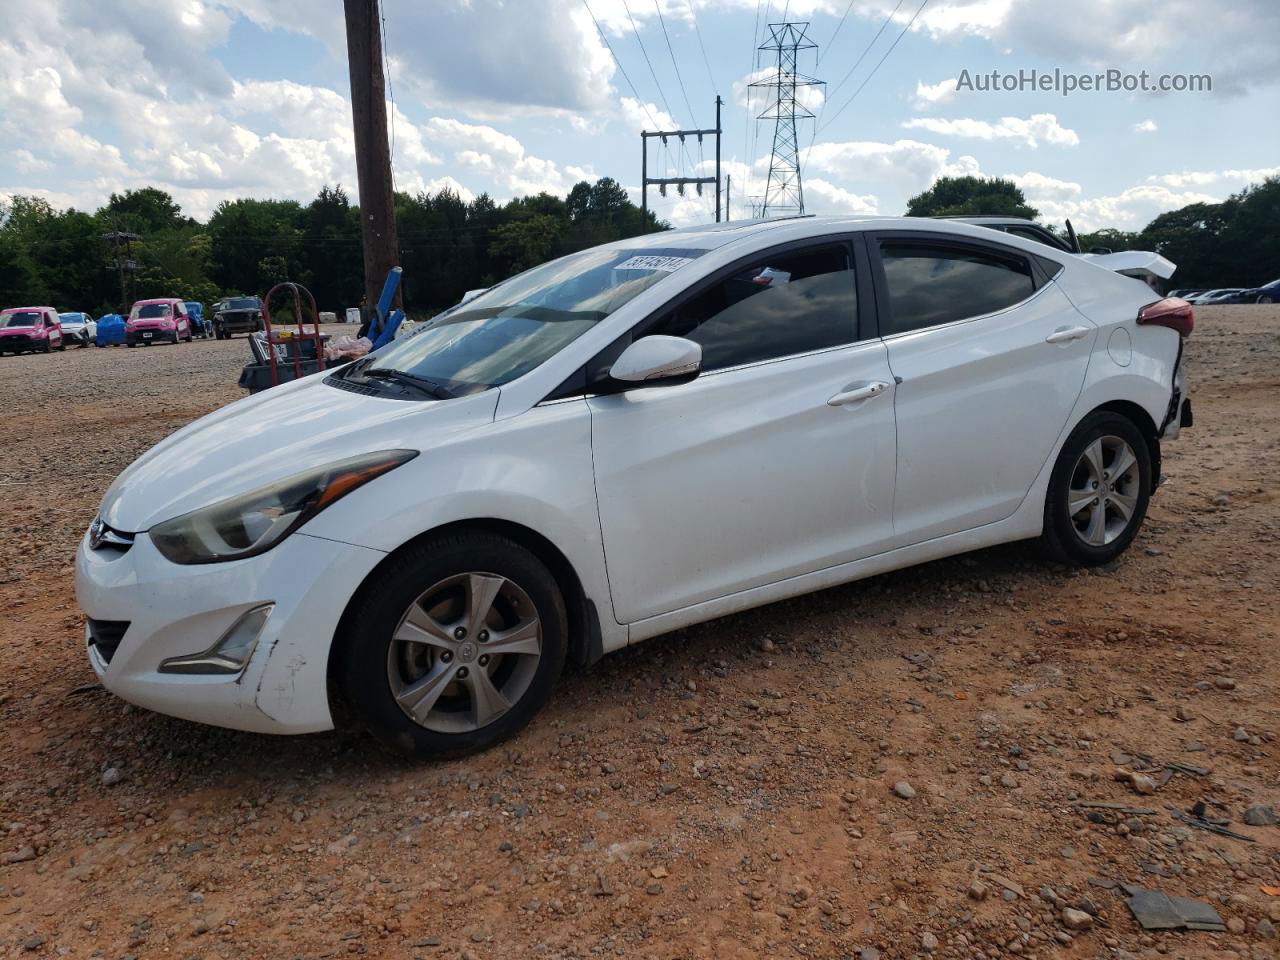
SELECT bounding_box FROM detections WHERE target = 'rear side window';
[647,243,856,371]
[879,241,1035,334]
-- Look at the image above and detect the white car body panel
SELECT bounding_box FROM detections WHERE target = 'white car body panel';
[882,282,1095,544]
[74,215,1190,735]
[589,339,898,623]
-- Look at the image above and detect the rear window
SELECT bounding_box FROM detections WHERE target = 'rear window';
[879,241,1036,334]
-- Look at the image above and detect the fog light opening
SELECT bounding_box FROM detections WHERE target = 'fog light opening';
[158,604,275,675]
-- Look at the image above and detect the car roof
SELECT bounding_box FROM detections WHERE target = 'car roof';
[3,306,56,312]
[134,297,181,305]
[599,214,1046,255]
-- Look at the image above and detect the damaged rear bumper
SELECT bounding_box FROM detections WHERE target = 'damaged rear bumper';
[74,527,383,734]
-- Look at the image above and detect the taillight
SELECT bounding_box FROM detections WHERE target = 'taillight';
[1137,297,1193,337]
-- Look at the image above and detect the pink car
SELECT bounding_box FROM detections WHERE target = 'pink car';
[126,298,193,347]
[0,306,64,354]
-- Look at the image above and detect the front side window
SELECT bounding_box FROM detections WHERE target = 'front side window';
[879,240,1035,335]
[645,243,857,372]
[362,246,706,396]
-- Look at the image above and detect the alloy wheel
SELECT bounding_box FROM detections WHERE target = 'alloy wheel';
[1067,435,1141,546]
[386,572,542,734]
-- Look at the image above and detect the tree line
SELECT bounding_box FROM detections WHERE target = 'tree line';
[905,174,1280,289]
[0,179,665,318]
[3,172,1276,317]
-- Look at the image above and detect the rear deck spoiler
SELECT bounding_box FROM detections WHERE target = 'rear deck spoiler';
[1079,250,1176,284]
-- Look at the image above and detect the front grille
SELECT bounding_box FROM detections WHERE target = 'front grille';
[88,619,130,664]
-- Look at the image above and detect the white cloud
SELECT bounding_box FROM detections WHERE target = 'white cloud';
[911,77,959,110]
[619,97,678,134]
[803,178,879,215]
[1133,119,1158,133]
[902,113,1079,148]
[1144,167,1280,188]
[807,138,980,197]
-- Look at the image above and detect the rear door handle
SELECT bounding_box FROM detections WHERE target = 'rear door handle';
[827,380,890,406]
[1045,325,1091,344]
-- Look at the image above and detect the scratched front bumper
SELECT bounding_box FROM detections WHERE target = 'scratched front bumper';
[75,526,384,734]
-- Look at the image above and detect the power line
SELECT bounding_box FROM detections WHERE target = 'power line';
[621,0,676,121]
[686,0,718,94]
[799,0,909,173]
[581,0,660,129]
[824,0,906,105]
[653,0,696,124]
[817,0,856,66]
[819,0,929,133]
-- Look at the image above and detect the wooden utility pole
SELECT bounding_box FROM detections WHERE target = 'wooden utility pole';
[343,0,399,308]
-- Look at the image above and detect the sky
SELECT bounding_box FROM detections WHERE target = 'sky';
[1,0,1278,232]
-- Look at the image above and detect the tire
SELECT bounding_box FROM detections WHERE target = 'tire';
[57,339,66,351]
[127,342,135,348]
[1260,295,1275,304]
[336,532,568,759]
[1040,411,1152,566]
[43,340,51,354]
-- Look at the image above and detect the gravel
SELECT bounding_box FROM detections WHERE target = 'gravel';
[1,306,1279,958]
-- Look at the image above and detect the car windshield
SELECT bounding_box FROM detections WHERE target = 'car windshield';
[361,246,705,396]
[228,298,259,309]
[132,303,171,319]
[2,311,42,327]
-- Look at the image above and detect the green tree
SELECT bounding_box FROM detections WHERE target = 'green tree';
[488,214,565,274]
[905,176,1040,219]
[206,197,303,295]
[101,187,188,235]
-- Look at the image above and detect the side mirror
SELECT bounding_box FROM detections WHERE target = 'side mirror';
[1090,246,1114,255]
[609,335,702,386]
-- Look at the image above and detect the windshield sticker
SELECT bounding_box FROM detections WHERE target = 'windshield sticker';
[614,255,695,273]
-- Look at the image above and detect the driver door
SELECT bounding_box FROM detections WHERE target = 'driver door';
[587,239,899,624]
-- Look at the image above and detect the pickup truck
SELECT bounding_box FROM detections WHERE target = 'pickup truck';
[212,296,264,339]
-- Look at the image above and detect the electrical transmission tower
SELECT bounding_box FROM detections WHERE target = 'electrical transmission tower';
[750,22,823,218]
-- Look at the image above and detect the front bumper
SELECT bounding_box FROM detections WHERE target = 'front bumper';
[0,335,44,351]
[127,329,175,344]
[75,527,385,734]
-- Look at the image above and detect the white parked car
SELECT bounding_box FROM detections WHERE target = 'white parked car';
[76,216,1194,756]
[58,312,97,347]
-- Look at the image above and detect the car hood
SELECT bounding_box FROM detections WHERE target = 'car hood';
[0,326,38,335]
[99,374,499,532]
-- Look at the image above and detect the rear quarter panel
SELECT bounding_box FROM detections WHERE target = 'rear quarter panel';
[1051,261,1181,433]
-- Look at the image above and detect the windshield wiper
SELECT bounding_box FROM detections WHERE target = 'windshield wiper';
[364,368,455,399]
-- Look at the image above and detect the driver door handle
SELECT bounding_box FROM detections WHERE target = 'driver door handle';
[1045,324,1091,344]
[827,380,890,407]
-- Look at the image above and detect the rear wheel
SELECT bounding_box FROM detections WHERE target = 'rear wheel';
[337,532,568,758]
[1041,411,1151,566]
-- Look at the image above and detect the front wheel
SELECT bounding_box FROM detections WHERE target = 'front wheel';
[1040,411,1152,566]
[336,532,568,758]
[1259,294,1275,304]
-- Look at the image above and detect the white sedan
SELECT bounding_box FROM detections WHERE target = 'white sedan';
[76,216,1194,757]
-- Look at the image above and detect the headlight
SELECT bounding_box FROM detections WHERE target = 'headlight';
[149,449,417,564]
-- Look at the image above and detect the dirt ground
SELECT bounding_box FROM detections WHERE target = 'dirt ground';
[1,308,1277,960]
